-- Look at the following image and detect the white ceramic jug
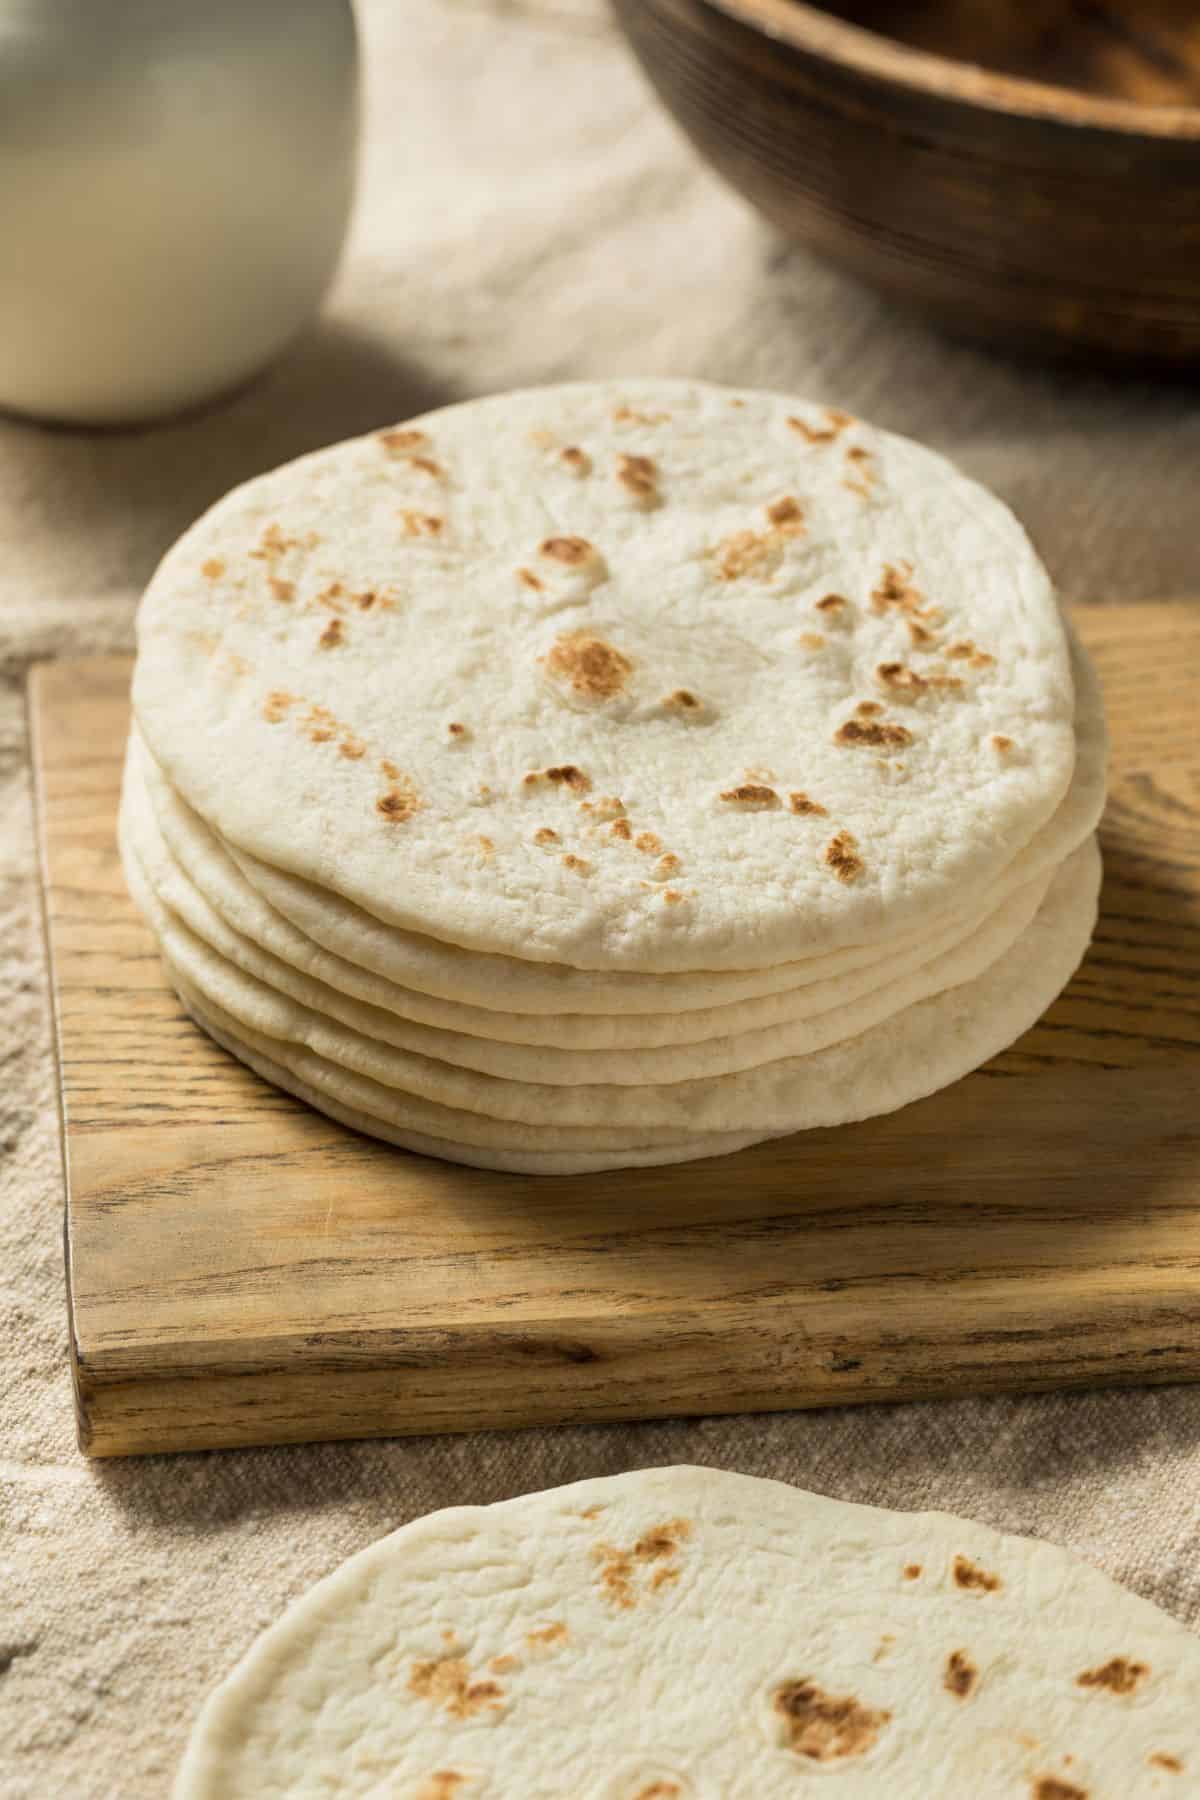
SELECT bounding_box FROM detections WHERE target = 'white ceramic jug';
[0,0,359,425]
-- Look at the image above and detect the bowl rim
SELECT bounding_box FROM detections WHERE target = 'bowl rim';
[704,0,1200,139]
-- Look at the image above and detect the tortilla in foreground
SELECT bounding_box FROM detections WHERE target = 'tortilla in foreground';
[174,1465,1198,1798]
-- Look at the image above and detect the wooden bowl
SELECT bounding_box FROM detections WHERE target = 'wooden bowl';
[612,0,1200,364]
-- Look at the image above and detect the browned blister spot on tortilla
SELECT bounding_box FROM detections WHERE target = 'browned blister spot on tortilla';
[908,618,937,648]
[408,454,446,480]
[903,1563,922,1580]
[992,735,1015,753]
[524,764,592,794]
[787,415,835,444]
[721,783,779,810]
[635,831,662,855]
[248,522,292,561]
[262,690,294,724]
[614,404,670,425]
[953,1554,1002,1593]
[593,1544,636,1609]
[526,1621,569,1649]
[773,1679,890,1763]
[663,889,685,904]
[843,444,876,501]
[798,632,826,651]
[816,593,848,615]
[446,721,468,740]
[416,1774,467,1800]
[474,835,494,859]
[943,1650,978,1699]
[319,618,344,649]
[663,688,701,712]
[766,495,805,535]
[379,427,428,455]
[789,791,827,816]
[1032,1780,1088,1800]
[560,445,591,477]
[615,452,659,505]
[408,1654,503,1720]
[543,632,633,702]
[533,827,559,846]
[835,717,914,749]
[354,587,394,613]
[201,557,225,580]
[562,853,590,874]
[580,1504,605,1519]
[945,639,995,666]
[539,534,597,567]
[549,765,590,791]
[655,854,682,881]
[400,509,444,538]
[610,817,633,842]
[1077,1656,1148,1696]
[594,1519,690,1608]
[787,407,851,444]
[580,795,625,821]
[517,568,544,592]
[871,561,937,622]
[381,759,401,780]
[632,1784,681,1799]
[876,661,963,698]
[856,700,883,718]
[714,529,783,583]
[875,662,922,695]
[1149,1753,1184,1772]
[634,1518,692,1560]
[489,1654,518,1675]
[377,778,420,822]
[339,734,366,761]
[825,830,864,884]
[316,582,346,613]
[268,577,294,603]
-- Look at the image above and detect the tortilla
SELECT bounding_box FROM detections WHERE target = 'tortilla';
[128,842,1099,1170]
[133,379,1076,973]
[173,1465,1200,1798]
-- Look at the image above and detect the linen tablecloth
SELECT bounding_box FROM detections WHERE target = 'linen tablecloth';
[4,3,1199,1792]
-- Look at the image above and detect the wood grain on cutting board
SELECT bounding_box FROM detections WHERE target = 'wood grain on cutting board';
[29,604,1200,1456]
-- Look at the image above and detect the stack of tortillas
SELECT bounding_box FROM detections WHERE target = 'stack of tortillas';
[172,1466,1197,1796]
[122,380,1106,1174]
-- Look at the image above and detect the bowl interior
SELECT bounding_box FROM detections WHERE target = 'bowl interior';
[816,0,1200,108]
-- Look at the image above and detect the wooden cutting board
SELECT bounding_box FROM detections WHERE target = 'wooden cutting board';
[30,605,1200,1458]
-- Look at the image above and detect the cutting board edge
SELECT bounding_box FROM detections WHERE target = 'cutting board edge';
[76,1354,1200,1459]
